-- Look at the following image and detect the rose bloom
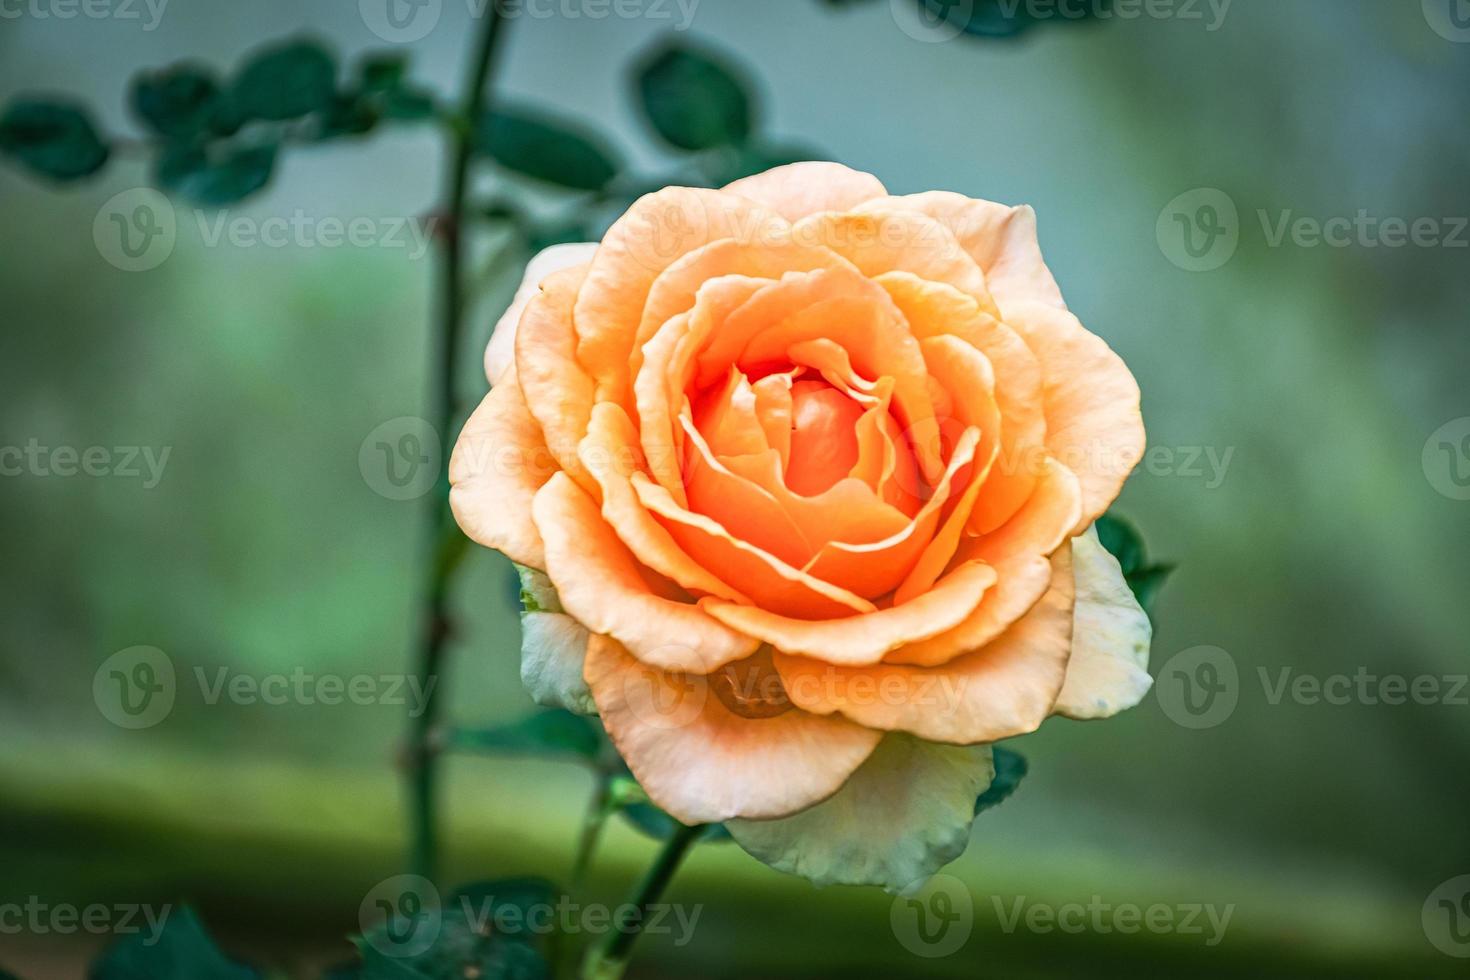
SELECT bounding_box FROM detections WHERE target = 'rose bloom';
[452,162,1152,891]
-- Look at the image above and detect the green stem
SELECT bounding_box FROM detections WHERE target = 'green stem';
[407,2,508,884]
[578,822,706,980]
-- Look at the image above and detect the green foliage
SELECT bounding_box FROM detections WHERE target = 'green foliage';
[231,39,337,122]
[353,879,554,980]
[619,800,731,843]
[635,43,752,151]
[157,142,277,207]
[974,745,1028,815]
[475,107,621,191]
[1096,512,1175,616]
[88,907,258,980]
[447,709,602,762]
[0,100,109,181]
[131,64,223,140]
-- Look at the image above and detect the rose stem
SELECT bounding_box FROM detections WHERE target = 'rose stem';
[407,1,510,884]
[579,822,707,980]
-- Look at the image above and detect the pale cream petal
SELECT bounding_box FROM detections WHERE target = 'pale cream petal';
[1053,525,1154,720]
[483,242,599,385]
[723,161,887,222]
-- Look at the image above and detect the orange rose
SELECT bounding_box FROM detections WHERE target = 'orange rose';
[452,162,1152,890]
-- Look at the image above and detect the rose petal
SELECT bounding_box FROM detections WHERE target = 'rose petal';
[886,457,1081,667]
[449,371,558,568]
[1052,525,1154,719]
[520,611,596,716]
[578,402,750,603]
[633,472,878,619]
[1003,301,1146,531]
[703,559,998,666]
[533,472,760,674]
[727,734,993,892]
[861,192,1065,313]
[574,188,786,407]
[723,161,887,222]
[583,634,883,823]
[774,544,1075,744]
[514,265,600,494]
[483,242,598,385]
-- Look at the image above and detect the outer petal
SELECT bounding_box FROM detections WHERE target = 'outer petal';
[861,192,1065,313]
[514,266,599,494]
[723,161,887,223]
[583,635,883,823]
[1053,525,1154,719]
[520,612,595,716]
[449,372,558,568]
[727,734,993,893]
[533,472,759,674]
[574,187,786,405]
[484,242,599,385]
[1003,301,1146,531]
[774,545,1076,745]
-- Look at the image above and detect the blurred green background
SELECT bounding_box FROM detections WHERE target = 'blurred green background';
[3,1,1469,977]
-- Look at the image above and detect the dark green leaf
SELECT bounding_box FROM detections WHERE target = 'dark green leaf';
[474,107,620,191]
[349,943,431,980]
[0,100,109,181]
[1095,512,1145,575]
[231,39,336,122]
[360,53,409,93]
[131,64,221,139]
[447,709,601,762]
[88,907,258,980]
[974,746,1028,815]
[1096,512,1173,615]
[157,142,277,206]
[356,905,550,980]
[317,93,380,140]
[618,802,731,843]
[0,967,22,980]
[930,0,1111,39]
[449,878,559,949]
[381,89,437,122]
[635,43,752,151]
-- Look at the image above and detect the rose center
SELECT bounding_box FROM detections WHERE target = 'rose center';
[784,380,864,496]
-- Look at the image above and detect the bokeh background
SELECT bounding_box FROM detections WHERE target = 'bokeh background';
[3,1,1469,976]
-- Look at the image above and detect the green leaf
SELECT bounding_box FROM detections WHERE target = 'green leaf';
[231,39,336,122]
[1095,512,1174,615]
[131,64,221,139]
[355,903,550,980]
[449,878,559,949]
[609,772,729,842]
[0,967,22,980]
[974,745,1027,815]
[0,100,109,181]
[712,141,820,183]
[474,107,620,191]
[157,142,277,206]
[359,53,409,93]
[349,943,431,979]
[635,43,753,151]
[446,709,601,762]
[88,907,258,980]
[381,89,437,122]
[317,94,380,140]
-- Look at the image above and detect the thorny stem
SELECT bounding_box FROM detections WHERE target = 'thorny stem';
[407,2,508,884]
